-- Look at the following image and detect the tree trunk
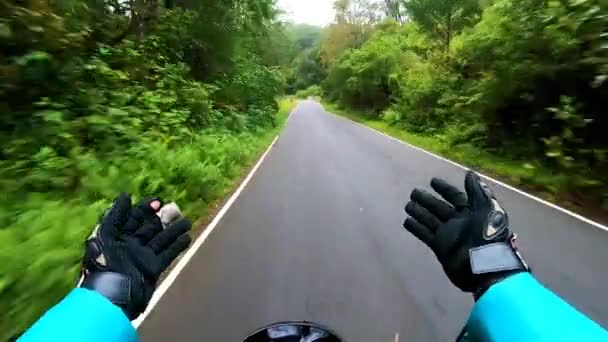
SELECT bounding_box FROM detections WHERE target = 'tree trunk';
[133,0,144,42]
[445,11,452,52]
[142,0,160,36]
[384,0,403,23]
[107,0,144,45]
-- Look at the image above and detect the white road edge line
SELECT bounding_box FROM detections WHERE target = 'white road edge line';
[325,108,608,233]
[285,102,298,125]
[133,134,280,328]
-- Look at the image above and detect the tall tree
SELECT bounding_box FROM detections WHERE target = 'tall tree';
[287,24,323,50]
[402,0,481,49]
[384,0,405,22]
[320,0,383,65]
[334,0,384,26]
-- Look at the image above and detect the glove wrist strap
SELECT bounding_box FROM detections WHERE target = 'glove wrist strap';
[81,271,131,306]
[469,236,530,301]
[469,241,529,275]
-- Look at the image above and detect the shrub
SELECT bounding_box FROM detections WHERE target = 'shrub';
[388,53,462,133]
[296,85,323,98]
[323,24,405,113]
[0,129,275,339]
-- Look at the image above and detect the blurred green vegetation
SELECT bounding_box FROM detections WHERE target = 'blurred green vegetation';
[288,0,607,212]
[295,85,324,99]
[0,0,299,338]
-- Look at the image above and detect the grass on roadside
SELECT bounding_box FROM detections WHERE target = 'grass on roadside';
[322,101,605,219]
[0,99,295,341]
[277,96,297,125]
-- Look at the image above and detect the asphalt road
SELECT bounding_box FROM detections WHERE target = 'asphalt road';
[139,100,608,341]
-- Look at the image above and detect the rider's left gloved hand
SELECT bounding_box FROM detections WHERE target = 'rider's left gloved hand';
[79,193,192,320]
[403,172,529,299]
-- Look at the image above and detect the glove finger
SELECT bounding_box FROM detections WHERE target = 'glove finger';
[122,197,163,234]
[102,193,132,231]
[134,220,163,245]
[405,201,441,232]
[157,234,191,271]
[148,218,192,253]
[410,188,456,222]
[129,243,160,278]
[464,171,492,210]
[403,217,434,247]
[431,178,468,210]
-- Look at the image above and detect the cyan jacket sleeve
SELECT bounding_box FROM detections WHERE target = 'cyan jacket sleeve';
[466,272,608,341]
[19,288,138,342]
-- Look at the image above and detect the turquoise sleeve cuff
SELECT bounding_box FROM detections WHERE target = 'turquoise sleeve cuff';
[19,288,138,342]
[467,272,608,341]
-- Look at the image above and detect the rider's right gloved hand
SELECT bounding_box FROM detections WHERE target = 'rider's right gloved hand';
[403,171,529,299]
[79,193,192,319]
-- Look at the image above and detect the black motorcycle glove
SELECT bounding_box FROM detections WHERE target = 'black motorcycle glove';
[403,171,529,298]
[79,193,192,319]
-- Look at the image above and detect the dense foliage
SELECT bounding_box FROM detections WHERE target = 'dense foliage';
[283,24,325,93]
[0,0,294,338]
[292,0,607,210]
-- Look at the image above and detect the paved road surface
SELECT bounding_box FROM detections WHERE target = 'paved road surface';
[139,100,608,341]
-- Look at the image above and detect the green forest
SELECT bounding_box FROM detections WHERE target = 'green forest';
[290,0,607,216]
[1,0,607,338]
[0,0,301,338]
